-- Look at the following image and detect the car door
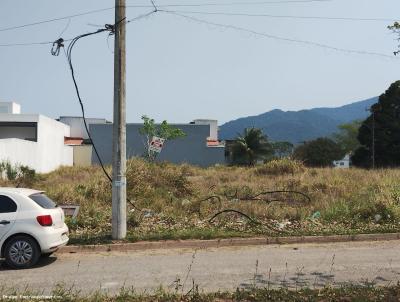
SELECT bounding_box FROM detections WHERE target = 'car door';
[0,195,18,241]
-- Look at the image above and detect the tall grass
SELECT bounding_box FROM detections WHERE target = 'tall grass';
[2,158,400,240]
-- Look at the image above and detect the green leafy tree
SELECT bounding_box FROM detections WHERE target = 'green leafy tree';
[352,81,400,168]
[139,115,186,161]
[333,120,362,154]
[293,137,345,167]
[388,22,400,55]
[271,141,294,159]
[231,127,273,166]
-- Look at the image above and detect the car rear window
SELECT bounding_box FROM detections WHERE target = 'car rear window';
[30,193,57,209]
[0,195,17,213]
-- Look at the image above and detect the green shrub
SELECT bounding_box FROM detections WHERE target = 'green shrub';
[5,161,18,180]
[0,161,36,184]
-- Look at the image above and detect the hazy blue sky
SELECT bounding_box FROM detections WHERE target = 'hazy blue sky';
[0,0,399,124]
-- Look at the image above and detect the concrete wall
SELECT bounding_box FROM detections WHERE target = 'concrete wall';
[193,119,218,140]
[73,145,92,166]
[90,123,225,167]
[0,139,39,169]
[0,115,73,173]
[36,115,73,172]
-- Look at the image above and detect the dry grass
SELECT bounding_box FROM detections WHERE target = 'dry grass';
[2,284,400,301]
[2,158,400,242]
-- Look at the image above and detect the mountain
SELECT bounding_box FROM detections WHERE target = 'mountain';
[219,97,378,144]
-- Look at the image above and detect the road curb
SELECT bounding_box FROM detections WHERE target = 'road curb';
[57,232,400,254]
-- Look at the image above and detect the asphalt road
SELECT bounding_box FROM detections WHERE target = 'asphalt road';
[1,240,400,295]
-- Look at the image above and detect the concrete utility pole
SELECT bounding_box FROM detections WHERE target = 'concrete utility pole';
[112,0,127,239]
[371,109,375,169]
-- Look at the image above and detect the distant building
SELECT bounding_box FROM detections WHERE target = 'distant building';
[0,100,226,171]
[90,119,226,167]
[0,102,73,173]
[58,116,109,140]
[333,154,351,169]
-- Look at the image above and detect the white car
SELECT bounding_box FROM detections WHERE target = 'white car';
[0,187,69,269]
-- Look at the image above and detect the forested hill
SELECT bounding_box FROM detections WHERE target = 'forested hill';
[219,97,378,144]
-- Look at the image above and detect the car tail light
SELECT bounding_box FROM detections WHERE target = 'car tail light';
[37,215,53,226]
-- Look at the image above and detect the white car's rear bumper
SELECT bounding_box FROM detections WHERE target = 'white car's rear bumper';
[38,223,69,253]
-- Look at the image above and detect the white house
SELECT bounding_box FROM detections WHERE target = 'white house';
[333,154,351,169]
[0,102,73,173]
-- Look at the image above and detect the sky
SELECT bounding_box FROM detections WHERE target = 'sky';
[0,0,399,124]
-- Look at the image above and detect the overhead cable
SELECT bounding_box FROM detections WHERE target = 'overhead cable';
[160,10,398,59]
[50,10,156,183]
[0,7,114,33]
[166,10,400,22]
[0,11,155,47]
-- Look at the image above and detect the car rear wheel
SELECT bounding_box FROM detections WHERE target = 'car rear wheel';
[4,236,40,269]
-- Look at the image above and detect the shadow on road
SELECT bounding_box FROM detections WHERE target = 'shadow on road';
[0,256,57,271]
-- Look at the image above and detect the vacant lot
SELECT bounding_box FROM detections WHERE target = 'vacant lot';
[2,159,400,243]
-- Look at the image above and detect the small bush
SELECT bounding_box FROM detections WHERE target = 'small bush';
[0,161,36,185]
[256,158,305,176]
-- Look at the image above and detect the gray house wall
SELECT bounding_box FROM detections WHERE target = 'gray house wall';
[89,123,225,167]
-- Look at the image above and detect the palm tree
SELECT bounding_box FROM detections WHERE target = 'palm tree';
[231,128,273,165]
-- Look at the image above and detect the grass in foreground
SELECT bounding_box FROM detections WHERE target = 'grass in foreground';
[2,285,400,302]
[2,158,400,243]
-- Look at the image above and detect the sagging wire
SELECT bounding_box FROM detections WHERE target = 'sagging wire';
[224,188,311,204]
[50,21,126,183]
[50,9,157,184]
[201,186,312,232]
[209,209,260,225]
[65,26,118,183]
[159,9,399,60]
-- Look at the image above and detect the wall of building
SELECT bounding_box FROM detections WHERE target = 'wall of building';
[0,139,39,169]
[73,145,92,166]
[90,123,225,167]
[58,117,108,139]
[0,115,73,173]
[36,115,73,172]
[0,102,20,114]
[192,119,218,140]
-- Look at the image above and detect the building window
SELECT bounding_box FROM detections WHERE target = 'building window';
[0,122,38,142]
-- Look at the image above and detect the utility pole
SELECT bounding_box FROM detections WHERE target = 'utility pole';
[112,0,127,240]
[371,109,375,169]
[366,107,376,169]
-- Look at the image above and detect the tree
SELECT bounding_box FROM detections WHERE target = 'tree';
[293,138,345,167]
[352,81,400,168]
[388,22,400,55]
[139,115,185,161]
[271,141,294,159]
[333,120,362,154]
[231,127,273,166]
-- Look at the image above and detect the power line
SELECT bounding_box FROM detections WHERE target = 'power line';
[0,41,54,47]
[160,10,398,59]
[126,10,157,23]
[0,11,155,48]
[166,10,400,22]
[0,0,381,35]
[0,7,114,33]
[127,0,336,8]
